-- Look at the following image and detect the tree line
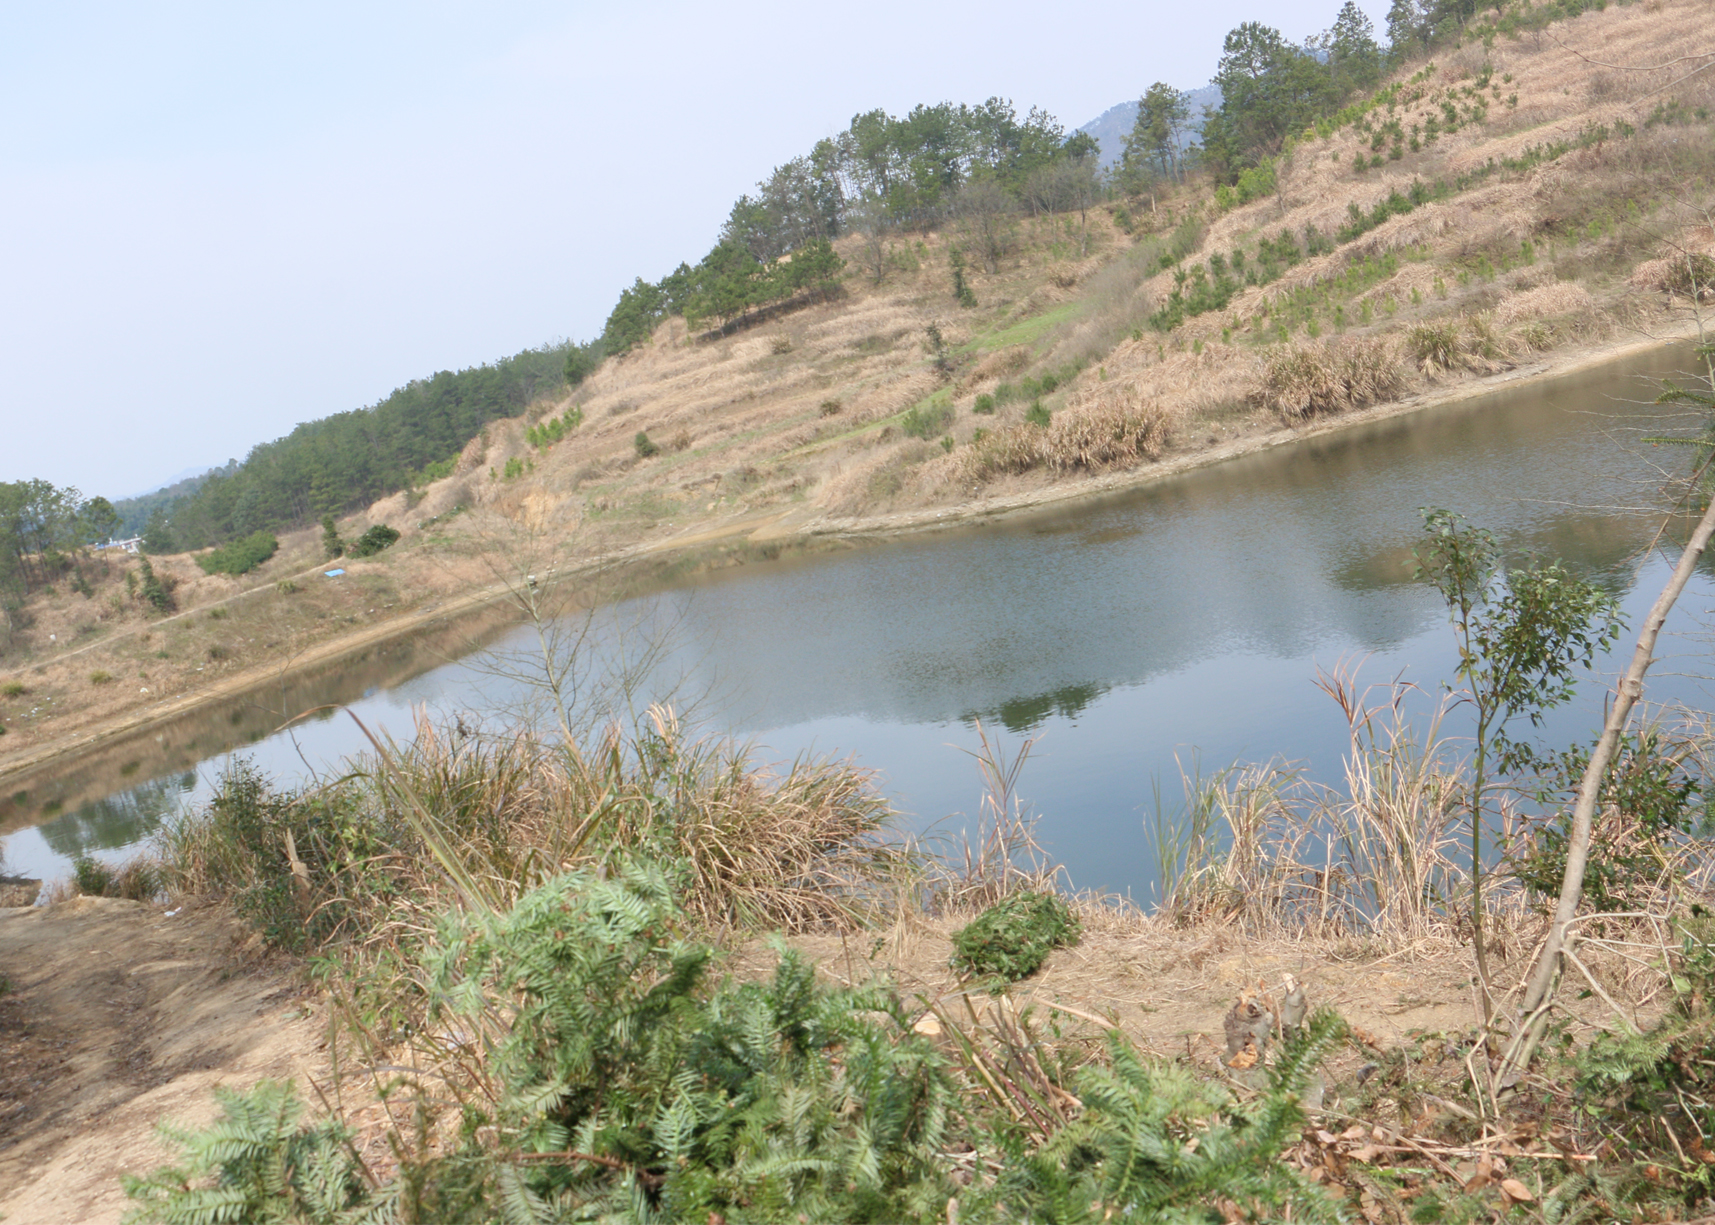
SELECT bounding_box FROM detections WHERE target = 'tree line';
[134,341,594,553]
[1120,0,1562,192]
[600,99,1101,355]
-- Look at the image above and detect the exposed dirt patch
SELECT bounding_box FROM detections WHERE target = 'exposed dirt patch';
[0,896,328,1225]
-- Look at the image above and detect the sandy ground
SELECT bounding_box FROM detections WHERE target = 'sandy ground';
[0,896,327,1225]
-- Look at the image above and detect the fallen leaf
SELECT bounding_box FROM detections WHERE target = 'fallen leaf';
[1499,1178,1534,1203]
[1349,1144,1382,1163]
[1340,1123,1368,1142]
[1226,1037,1259,1069]
[1315,1129,1339,1146]
[913,1014,942,1037]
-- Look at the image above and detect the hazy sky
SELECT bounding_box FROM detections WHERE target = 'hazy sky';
[2,1,1385,499]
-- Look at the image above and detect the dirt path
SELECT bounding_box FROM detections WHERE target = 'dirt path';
[0,896,327,1225]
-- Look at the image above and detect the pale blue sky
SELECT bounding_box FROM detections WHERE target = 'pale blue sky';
[1,1,1385,498]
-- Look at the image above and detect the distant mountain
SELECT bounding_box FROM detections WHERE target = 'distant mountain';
[1077,84,1222,169]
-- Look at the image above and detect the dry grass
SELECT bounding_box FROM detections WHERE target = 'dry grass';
[958,386,1172,483]
[1405,313,1511,377]
[1492,280,1594,327]
[1253,336,1407,420]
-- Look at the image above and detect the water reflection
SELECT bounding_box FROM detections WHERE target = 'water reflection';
[34,771,196,860]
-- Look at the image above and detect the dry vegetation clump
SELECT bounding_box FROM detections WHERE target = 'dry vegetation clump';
[958,392,1172,483]
[1492,280,1594,327]
[158,705,912,950]
[1405,312,1511,377]
[1043,394,1172,471]
[1254,336,1407,420]
[1631,250,1715,301]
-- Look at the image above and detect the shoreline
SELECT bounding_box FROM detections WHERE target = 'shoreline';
[1,316,1701,796]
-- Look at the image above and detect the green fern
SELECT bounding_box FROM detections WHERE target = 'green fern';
[1000,1009,1347,1223]
[121,1080,387,1225]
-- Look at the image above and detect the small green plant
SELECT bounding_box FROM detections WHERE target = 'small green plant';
[940,435,954,453]
[900,397,955,440]
[819,398,842,416]
[1024,401,1052,428]
[972,393,995,415]
[275,579,299,594]
[320,514,343,560]
[90,670,113,684]
[1,682,25,698]
[501,456,524,480]
[121,1080,375,1225]
[206,606,227,620]
[634,431,660,458]
[950,890,1080,985]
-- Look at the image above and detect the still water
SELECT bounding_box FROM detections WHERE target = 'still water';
[6,342,1712,898]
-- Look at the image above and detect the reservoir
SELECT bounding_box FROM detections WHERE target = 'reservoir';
[6,342,1713,900]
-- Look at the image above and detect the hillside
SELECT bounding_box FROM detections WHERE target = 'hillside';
[1,0,1712,782]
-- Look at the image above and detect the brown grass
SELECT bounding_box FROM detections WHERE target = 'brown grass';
[1253,337,1407,420]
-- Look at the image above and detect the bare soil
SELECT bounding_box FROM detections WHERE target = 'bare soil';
[0,896,327,1225]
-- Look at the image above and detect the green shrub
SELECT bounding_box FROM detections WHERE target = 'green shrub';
[1,682,26,698]
[1007,1013,1347,1223]
[346,524,400,559]
[900,398,955,440]
[196,531,279,577]
[951,890,1080,984]
[89,670,113,684]
[634,431,660,458]
[72,855,159,900]
[972,393,995,414]
[1024,401,1052,429]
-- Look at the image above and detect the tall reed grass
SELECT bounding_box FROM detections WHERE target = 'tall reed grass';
[159,705,914,953]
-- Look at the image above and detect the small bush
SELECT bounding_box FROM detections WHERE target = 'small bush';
[72,855,158,900]
[634,431,660,458]
[900,398,955,440]
[207,644,229,661]
[346,524,400,558]
[275,579,299,594]
[89,670,113,684]
[121,1081,371,1225]
[1,682,27,698]
[196,530,278,577]
[1024,401,1052,428]
[819,398,842,416]
[951,890,1080,984]
[972,393,996,414]
[206,606,227,620]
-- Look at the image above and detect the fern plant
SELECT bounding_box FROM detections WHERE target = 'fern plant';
[995,1009,1347,1223]
[419,862,956,1222]
[121,1080,389,1225]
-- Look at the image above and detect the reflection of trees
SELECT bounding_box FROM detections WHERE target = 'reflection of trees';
[965,681,1108,734]
[35,771,194,859]
[1331,513,1659,601]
